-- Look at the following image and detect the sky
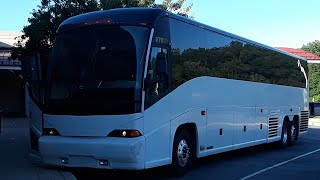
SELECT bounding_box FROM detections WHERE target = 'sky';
[0,0,319,48]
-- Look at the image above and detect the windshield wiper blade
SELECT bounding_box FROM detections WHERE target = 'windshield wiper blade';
[97,80,103,88]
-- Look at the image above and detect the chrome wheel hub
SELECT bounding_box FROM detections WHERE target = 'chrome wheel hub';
[283,125,288,144]
[291,125,296,141]
[177,139,190,167]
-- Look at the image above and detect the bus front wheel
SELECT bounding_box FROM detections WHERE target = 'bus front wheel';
[171,129,194,176]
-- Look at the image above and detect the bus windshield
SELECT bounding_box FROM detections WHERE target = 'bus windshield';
[45,25,150,115]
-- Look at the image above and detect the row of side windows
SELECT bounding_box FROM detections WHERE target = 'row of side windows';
[169,18,308,90]
[144,17,308,109]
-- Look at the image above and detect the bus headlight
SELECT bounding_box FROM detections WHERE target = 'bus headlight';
[107,130,142,138]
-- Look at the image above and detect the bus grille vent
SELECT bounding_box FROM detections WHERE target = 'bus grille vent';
[300,111,309,132]
[268,117,278,137]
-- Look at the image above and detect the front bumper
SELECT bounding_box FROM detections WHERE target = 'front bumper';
[39,135,145,170]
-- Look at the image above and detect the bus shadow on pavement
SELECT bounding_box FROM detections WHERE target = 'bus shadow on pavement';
[70,166,170,180]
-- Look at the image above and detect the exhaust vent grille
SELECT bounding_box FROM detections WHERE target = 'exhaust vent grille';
[300,111,309,132]
[268,117,278,137]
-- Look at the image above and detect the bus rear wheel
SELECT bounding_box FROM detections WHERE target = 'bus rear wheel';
[171,129,194,176]
[279,121,289,147]
[288,120,298,146]
[280,120,296,147]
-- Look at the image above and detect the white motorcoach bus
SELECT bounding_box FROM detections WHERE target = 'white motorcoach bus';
[27,8,309,176]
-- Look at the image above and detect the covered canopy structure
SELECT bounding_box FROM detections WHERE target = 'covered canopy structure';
[277,47,320,64]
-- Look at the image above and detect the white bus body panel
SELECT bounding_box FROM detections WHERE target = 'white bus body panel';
[206,107,234,151]
[39,113,146,169]
[42,113,143,137]
[39,76,308,170]
[39,135,146,169]
[143,95,171,168]
[144,76,307,161]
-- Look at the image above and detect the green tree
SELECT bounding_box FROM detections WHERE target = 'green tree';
[301,40,320,102]
[154,0,193,18]
[100,0,193,17]
[301,40,320,56]
[308,64,320,102]
[12,0,100,60]
[100,0,154,9]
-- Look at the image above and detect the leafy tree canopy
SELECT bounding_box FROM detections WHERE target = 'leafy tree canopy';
[301,40,320,56]
[301,40,320,102]
[12,0,193,60]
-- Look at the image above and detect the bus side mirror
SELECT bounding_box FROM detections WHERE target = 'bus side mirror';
[156,52,167,74]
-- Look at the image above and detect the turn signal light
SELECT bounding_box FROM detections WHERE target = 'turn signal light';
[108,130,142,138]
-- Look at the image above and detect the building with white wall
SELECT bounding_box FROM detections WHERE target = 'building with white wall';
[0,32,23,47]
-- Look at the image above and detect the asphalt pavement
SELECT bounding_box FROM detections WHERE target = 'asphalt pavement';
[1,117,320,180]
[0,117,76,180]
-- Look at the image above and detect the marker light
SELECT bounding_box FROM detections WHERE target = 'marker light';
[108,130,142,138]
[42,128,61,136]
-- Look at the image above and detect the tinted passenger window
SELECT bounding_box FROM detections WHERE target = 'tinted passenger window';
[170,18,206,89]
[206,31,245,80]
[208,35,306,88]
[169,18,307,89]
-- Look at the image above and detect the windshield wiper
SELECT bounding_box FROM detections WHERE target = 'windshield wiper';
[90,40,100,72]
[97,80,103,88]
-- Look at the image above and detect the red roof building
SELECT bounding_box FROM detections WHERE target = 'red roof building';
[277,47,320,64]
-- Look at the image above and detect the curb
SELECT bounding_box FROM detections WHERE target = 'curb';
[309,118,320,127]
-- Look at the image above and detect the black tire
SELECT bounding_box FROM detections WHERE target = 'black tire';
[288,120,298,146]
[293,118,299,141]
[279,121,290,148]
[170,129,194,177]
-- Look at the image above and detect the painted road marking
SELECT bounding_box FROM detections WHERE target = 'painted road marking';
[239,148,320,180]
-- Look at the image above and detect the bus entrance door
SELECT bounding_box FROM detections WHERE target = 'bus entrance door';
[24,53,43,154]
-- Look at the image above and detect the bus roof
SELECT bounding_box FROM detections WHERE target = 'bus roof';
[58,7,306,61]
[57,8,166,33]
[168,10,306,61]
